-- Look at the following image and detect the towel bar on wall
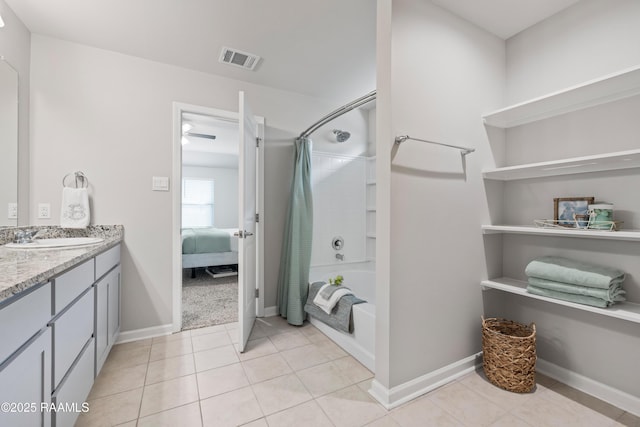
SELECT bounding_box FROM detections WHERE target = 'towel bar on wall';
[394,135,475,157]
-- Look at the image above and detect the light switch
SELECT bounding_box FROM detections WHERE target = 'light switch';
[152,176,170,191]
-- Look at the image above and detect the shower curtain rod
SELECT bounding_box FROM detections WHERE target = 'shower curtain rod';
[299,90,376,138]
[394,135,475,157]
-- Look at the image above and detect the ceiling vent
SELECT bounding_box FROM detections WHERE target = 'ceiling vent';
[219,47,261,71]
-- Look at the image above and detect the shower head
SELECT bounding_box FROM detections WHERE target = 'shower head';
[333,129,351,143]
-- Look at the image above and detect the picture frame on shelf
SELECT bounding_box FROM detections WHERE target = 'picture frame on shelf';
[553,197,595,227]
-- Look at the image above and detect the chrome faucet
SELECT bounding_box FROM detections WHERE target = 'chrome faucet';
[335,253,344,261]
[13,229,41,244]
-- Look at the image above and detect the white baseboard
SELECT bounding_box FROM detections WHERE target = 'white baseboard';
[537,358,640,417]
[116,324,174,344]
[369,352,482,410]
[263,306,278,317]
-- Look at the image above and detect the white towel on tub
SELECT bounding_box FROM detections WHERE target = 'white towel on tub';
[60,187,90,229]
[313,283,353,315]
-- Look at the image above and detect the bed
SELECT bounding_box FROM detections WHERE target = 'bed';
[182,227,239,278]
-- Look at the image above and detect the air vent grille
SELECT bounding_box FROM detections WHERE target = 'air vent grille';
[219,47,261,71]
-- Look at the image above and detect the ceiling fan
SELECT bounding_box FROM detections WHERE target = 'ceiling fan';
[182,123,216,145]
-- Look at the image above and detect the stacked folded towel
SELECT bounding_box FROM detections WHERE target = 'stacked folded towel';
[313,283,354,314]
[525,256,626,308]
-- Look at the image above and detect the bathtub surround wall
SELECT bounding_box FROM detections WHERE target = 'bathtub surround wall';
[484,0,640,406]
[0,0,29,224]
[29,35,369,334]
[311,152,367,267]
[374,0,505,406]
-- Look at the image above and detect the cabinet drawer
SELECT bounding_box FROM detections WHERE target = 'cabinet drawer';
[95,244,120,280]
[0,282,51,364]
[52,288,94,389]
[53,260,94,314]
[52,338,93,427]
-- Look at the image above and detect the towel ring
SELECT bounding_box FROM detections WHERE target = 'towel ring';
[62,171,89,189]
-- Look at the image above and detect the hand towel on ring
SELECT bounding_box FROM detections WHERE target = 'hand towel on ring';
[60,187,90,229]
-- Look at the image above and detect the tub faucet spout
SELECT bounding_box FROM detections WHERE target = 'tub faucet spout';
[335,253,344,261]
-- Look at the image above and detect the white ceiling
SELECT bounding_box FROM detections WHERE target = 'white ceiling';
[6,0,582,102]
[5,0,376,102]
[432,0,581,39]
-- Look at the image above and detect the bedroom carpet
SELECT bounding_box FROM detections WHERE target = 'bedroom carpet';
[182,268,238,330]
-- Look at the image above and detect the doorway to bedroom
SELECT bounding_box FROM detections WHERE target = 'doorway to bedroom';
[180,111,241,330]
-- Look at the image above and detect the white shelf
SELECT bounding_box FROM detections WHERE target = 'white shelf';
[481,277,640,324]
[366,233,376,239]
[483,149,640,181]
[366,207,376,212]
[482,65,640,128]
[366,180,376,185]
[482,225,640,242]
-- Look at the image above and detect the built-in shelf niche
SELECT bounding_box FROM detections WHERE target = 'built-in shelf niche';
[482,64,640,128]
[481,278,640,324]
[483,149,640,181]
[482,225,640,242]
[481,65,640,324]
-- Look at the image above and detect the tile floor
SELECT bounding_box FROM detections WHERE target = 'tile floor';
[76,316,640,427]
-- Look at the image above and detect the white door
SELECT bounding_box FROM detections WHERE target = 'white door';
[237,91,258,352]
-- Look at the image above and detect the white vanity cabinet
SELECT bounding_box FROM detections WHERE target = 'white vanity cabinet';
[0,327,52,427]
[0,282,52,427]
[0,242,121,427]
[95,245,121,375]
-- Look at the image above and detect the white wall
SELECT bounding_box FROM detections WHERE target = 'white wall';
[506,0,640,104]
[182,165,238,229]
[377,0,505,389]
[483,0,640,400]
[0,0,29,224]
[29,35,370,331]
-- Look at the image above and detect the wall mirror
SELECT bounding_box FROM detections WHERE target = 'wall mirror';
[0,57,18,227]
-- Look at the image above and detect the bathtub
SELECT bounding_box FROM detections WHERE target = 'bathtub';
[308,269,375,372]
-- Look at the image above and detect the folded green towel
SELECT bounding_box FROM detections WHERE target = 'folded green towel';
[525,256,625,289]
[528,277,626,303]
[526,285,612,308]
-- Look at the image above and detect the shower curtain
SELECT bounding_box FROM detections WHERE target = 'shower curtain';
[277,137,313,325]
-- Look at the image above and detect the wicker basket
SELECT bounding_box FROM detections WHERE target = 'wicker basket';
[482,317,536,393]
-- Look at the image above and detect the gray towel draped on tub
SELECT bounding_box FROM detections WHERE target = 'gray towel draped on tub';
[304,282,366,333]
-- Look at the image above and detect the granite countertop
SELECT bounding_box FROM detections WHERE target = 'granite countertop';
[0,225,124,303]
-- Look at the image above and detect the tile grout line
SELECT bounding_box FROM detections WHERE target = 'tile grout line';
[424,383,483,427]
[134,339,153,424]
[236,332,268,426]
[268,325,365,426]
[190,337,204,427]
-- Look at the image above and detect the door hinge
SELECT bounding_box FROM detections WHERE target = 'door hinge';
[255,288,259,298]
[255,213,259,223]
[256,137,261,147]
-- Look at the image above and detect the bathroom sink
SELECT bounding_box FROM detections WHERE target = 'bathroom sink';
[5,237,104,249]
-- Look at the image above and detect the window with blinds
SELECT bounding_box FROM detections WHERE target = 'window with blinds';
[182,178,215,227]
